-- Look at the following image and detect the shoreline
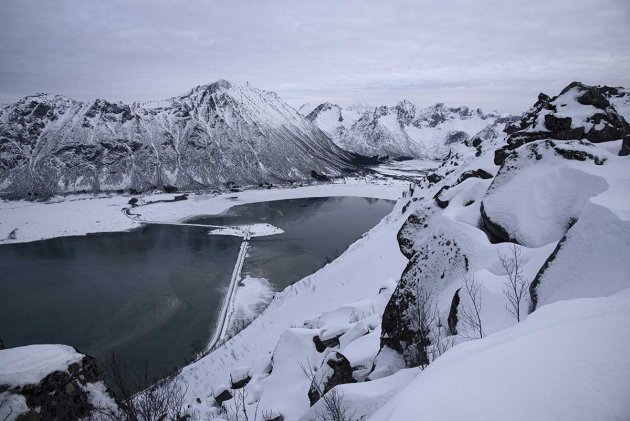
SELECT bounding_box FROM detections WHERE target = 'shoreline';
[0,177,408,245]
[0,178,409,387]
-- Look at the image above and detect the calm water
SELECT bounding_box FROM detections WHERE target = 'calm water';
[0,196,393,387]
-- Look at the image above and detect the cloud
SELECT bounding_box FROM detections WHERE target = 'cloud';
[0,0,628,113]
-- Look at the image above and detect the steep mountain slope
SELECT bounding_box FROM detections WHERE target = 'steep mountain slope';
[0,80,356,198]
[175,82,630,420]
[302,100,501,159]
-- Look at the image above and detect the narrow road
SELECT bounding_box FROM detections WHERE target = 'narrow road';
[205,238,250,352]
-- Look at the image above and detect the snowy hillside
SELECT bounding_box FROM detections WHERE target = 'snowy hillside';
[173,82,630,420]
[0,80,357,199]
[1,82,629,421]
[301,100,504,160]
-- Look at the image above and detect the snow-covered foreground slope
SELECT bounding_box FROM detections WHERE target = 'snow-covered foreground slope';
[183,82,630,420]
[368,290,630,421]
[302,100,505,159]
[0,80,357,199]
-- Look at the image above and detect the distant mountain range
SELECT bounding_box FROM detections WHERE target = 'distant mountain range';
[299,101,502,159]
[0,80,358,198]
[6,79,625,200]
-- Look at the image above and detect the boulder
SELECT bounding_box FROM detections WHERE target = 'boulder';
[0,346,115,421]
[494,82,630,165]
[447,289,461,335]
[307,352,356,406]
[619,135,630,156]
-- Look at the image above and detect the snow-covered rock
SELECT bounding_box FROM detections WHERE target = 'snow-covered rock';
[369,290,630,421]
[0,345,117,421]
[496,81,630,165]
[481,139,610,247]
[0,80,357,199]
[379,82,630,373]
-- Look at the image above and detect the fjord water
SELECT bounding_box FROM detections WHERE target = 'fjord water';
[0,196,393,387]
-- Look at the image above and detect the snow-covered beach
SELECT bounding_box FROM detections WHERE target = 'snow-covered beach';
[0,177,408,245]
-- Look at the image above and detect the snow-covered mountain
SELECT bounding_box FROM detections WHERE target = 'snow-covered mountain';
[0,80,357,198]
[300,100,502,159]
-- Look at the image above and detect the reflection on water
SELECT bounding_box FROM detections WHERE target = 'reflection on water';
[0,196,393,390]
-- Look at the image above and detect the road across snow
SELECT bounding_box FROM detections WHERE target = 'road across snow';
[205,239,250,353]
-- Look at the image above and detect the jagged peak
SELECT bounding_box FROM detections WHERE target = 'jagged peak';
[305,102,343,121]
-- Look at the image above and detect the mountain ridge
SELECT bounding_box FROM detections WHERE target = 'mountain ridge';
[0,80,358,199]
[299,99,502,159]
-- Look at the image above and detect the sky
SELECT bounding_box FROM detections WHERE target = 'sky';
[0,0,629,113]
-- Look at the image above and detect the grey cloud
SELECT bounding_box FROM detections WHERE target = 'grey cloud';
[0,0,629,113]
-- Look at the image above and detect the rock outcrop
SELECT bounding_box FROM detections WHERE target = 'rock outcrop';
[495,82,630,165]
[0,345,117,421]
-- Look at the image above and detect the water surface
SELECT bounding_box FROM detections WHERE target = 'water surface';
[0,196,393,388]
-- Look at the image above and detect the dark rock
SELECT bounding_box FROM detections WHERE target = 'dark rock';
[308,352,356,406]
[213,388,232,406]
[494,146,512,166]
[173,194,188,201]
[576,85,611,109]
[529,218,577,312]
[447,289,461,335]
[426,173,443,184]
[544,114,572,132]
[21,370,93,421]
[397,211,432,258]
[552,144,606,165]
[456,168,493,184]
[480,202,515,244]
[3,353,109,421]
[128,197,138,205]
[313,334,341,352]
[620,135,630,156]
[495,82,630,163]
[310,170,331,182]
[433,186,450,209]
[16,411,41,421]
[444,130,469,145]
[230,375,251,390]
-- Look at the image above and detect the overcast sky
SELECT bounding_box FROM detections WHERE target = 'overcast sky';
[1,0,629,113]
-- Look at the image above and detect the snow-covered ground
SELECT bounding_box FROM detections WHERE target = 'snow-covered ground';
[0,178,406,244]
[208,223,284,238]
[371,158,438,178]
[368,289,630,421]
[0,344,83,387]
